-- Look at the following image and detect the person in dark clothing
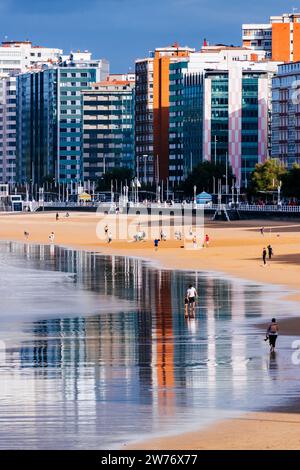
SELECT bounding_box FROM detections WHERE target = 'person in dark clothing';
[262,247,267,265]
[267,245,273,260]
[265,318,279,353]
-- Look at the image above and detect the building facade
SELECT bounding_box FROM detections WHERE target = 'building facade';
[17,53,109,185]
[135,45,194,184]
[169,47,277,186]
[242,24,272,59]
[17,68,58,185]
[0,41,62,184]
[272,61,300,167]
[243,13,300,62]
[82,77,135,181]
[0,40,62,75]
[0,75,17,183]
[169,60,204,183]
[204,68,271,187]
[135,57,154,184]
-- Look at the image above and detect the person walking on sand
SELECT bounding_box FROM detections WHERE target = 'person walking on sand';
[24,231,29,240]
[265,318,279,353]
[187,284,198,318]
[104,224,109,240]
[107,232,112,244]
[267,244,273,260]
[205,234,210,248]
[260,226,265,236]
[56,213,59,221]
[262,247,267,266]
[154,238,160,251]
[193,234,197,249]
[49,232,55,244]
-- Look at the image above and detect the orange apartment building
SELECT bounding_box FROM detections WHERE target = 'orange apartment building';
[135,45,194,185]
[243,12,300,63]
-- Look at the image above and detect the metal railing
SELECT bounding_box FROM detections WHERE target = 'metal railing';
[236,204,300,212]
[38,201,300,213]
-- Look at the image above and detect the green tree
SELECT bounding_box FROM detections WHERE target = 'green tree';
[96,167,134,191]
[181,161,233,197]
[250,159,287,195]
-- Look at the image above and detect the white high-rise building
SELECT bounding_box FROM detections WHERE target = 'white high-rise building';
[0,40,62,75]
[0,41,62,184]
[0,75,17,183]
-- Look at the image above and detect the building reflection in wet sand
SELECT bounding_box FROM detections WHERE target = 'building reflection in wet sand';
[0,241,297,449]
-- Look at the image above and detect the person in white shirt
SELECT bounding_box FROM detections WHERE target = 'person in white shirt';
[49,232,55,244]
[186,284,198,317]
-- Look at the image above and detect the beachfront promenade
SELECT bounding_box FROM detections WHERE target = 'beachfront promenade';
[35,201,300,216]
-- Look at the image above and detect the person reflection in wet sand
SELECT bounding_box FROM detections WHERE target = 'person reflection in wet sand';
[187,317,197,335]
[184,294,189,318]
[268,351,278,372]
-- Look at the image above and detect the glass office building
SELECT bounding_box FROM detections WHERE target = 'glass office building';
[168,47,276,187]
[210,73,229,167]
[16,54,109,185]
[17,68,58,185]
[241,74,260,186]
[169,60,203,184]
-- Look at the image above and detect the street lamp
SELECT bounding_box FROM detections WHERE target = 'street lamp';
[278,181,282,206]
[225,151,229,196]
[236,183,240,206]
[143,154,148,184]
[214,135,217,165]
[157,185,161,204]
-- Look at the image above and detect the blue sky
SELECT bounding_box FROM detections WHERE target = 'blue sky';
[0,1,296,72]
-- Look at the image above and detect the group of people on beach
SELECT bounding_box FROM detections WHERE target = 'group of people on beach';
[262,245,273,265]
[24,230,55,243]
[23,211,63,243]
[260,226,275,266]
[153,232,210,251]
[56,212,69,221]
[192,234,210,249]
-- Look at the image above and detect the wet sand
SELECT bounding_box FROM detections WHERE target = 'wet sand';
[1,211,300,449]
[1,212,300,299]
[125,412,300,450]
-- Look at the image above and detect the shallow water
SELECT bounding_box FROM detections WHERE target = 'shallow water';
[0,241,299,449]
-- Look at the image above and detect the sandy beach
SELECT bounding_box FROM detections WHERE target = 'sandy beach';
[1,210,300,449]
